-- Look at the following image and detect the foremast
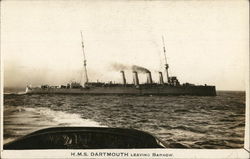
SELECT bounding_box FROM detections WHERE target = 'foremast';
[162,36,170,83]
[80,31,89,86]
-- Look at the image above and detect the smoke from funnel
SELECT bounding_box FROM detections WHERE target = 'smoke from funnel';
[111,63,150,74]
[111,63,130,71]
[131,65,150,73]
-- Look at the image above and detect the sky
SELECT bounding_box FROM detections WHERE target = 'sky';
[2,0,249,91]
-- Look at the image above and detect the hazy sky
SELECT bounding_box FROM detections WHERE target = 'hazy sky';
[2,0,249,90]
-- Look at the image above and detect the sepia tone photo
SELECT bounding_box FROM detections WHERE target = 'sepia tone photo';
[1,0,249,158]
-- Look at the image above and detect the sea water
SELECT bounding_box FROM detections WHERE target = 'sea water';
[3,91,245,148]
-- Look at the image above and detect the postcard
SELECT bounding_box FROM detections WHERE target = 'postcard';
[1,0,249,158]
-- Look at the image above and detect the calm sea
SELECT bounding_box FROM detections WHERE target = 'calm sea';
[3,91,245,149]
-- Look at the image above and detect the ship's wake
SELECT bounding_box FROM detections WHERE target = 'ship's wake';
[4,105,105,144]
[4,92,26,95]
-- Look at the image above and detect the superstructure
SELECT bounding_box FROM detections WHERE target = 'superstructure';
[26,33,216,96]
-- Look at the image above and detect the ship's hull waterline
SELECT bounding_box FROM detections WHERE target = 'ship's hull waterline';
[26,85,216,96]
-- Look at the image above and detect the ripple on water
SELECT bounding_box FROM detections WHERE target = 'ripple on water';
[3,91,246,148]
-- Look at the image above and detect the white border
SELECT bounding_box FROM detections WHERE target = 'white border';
[1,149,250,159]
[1,0,249,158]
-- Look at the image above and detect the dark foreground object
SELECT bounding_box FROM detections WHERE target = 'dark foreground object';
[4,127,167,149]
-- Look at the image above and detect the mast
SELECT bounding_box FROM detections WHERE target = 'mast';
[162,36,170,83]
[80,31,89,85]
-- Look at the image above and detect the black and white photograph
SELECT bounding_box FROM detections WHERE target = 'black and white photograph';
[1,0,249,158]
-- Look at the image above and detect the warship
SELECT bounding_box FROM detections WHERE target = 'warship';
[25,33,216,96]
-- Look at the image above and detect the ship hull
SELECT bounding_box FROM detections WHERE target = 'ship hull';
[26,85,216,96]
